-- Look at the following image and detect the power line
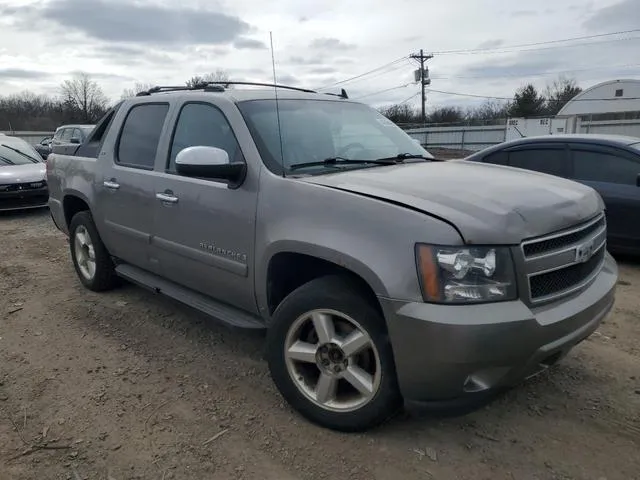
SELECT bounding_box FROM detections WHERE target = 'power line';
[430,62,640,80]
[432,29,640,55]
[316,56,408,90]
[353,82,417,100]
[399,92,420,104]
[425,87,640,102]
[325,59,413,88]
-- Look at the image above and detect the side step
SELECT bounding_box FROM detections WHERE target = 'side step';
[115,264,265,329]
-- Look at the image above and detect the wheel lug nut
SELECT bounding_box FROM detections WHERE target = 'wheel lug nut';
[322,359,330,367]
[333,365,341,373]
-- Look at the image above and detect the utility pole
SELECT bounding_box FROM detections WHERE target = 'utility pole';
[410,49,433,124]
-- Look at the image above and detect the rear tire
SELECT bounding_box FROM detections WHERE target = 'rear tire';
[267,275,402,431]
[69,211,118,292]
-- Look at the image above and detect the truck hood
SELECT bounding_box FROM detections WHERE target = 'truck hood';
[0,162,46,184]
[301,161,603,244]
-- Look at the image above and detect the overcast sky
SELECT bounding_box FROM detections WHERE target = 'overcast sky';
[0,0,638,111]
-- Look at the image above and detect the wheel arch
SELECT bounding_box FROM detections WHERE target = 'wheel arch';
[259,242,388,324]
[62,190,92,228]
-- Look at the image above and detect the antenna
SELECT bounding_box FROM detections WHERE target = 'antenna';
[269,31,286,178]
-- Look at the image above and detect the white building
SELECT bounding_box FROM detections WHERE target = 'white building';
[557,79,640,137]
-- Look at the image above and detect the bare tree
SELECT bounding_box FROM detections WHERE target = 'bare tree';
[378,103,419,125]
[59,72,108,123]
[465,100,511,125]
[427,106,465,125]
[545,76,582,115]
[120,82,155,99]
[186,69,231,88]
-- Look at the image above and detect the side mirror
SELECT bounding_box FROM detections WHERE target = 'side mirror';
[70,137,81,144]
[175,146,246,187]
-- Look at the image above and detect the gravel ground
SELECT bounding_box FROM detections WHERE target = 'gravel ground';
[1,209,639,480]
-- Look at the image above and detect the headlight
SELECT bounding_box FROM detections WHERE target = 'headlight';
[415,244,517,304]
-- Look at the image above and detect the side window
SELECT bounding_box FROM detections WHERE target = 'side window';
[72,128,83,141]
[60,128,73,142]
[77,104,121,158]
[117,103,169,169]
[508,148,567,177]
[483,150,508,165]
[168,103,242,173]
[572,149,640,185]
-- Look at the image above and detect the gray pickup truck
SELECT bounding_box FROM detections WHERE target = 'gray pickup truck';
[47,83,618,432]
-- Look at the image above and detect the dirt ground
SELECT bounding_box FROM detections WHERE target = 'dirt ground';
[0,210,639,480]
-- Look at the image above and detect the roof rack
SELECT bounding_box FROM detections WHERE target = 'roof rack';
[136,81,318,96]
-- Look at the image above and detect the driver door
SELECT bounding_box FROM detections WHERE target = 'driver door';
[152,100,258,313]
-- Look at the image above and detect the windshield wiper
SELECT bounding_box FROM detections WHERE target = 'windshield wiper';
[1,144,40,163]
[374,153,432,162]
[0,155,16,165]
[290,156,398,171]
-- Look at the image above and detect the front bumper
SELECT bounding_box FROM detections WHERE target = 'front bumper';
[0,187,49,211]
[380,252,617,404]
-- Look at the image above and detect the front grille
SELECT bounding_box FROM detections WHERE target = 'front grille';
[529,246,605,300]
[523,215,606,257]
[0,181,47,192]
[521,213,607,303]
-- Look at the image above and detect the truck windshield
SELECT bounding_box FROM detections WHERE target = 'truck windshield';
[237,99,432,175]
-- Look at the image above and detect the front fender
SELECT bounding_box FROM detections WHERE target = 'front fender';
[256,240,389,317]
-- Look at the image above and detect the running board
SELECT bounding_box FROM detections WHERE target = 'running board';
[115,264,265,329]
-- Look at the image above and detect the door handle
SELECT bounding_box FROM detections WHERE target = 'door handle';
[103,180,120,190]
[156,192,179,204]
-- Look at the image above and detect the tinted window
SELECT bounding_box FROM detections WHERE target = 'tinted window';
[572,149,640,185]
[483,150,508,165]
[508,148,567,177]
[168,103,242,172]
[117,104,169,169]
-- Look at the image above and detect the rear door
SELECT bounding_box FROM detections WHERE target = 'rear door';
[505,143,570,178]
[95,101,173,273]
[568,143,640,251]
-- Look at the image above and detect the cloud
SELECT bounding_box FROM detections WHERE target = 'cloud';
[277,74,299,85]
[309,37,356,51]
[475,39,504,49]
[69,71,134,82]
[309,66,338,75]
[510,10,537,17]
[288,55,325,66]
[233,37,267,50]
[3,0,250,45]
[451,56,566,80]
[583,0,639,31]
[0,68,48,80]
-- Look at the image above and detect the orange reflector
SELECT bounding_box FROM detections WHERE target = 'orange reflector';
[417,244,441,301]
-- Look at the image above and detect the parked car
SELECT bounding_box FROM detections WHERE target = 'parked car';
[0,134,48,211]
[464,134,640,255]
[46,84,617,431]
[34,136,53,160]
[51,124,95,156]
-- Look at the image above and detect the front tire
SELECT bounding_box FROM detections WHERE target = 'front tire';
[267,275,402,431]
[69,211,118,292]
